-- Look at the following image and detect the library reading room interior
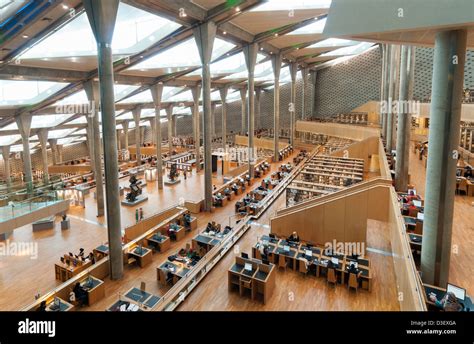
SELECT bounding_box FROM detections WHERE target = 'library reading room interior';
[0,0,473,313]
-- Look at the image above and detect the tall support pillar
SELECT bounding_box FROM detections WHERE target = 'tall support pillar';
[191,85,201,171]
[148,118,156,146]
[211,103,216,139]
[83,0,123,280]
[382,45,392,138]
[272,53,282,162]
[84,80,105,217]
[116,129,121,150]
[166,105,174,155]
[48,139,58,165]
[395,45,415,192]
[15,113,33,193]
[194,21,216,212]
[85,115,96,174]
[1,146,11,190]
[123,121,129,157]
[244,43,258,178]
[289,62,298,146]
[310,71,317,118]
[132,107,142,164]
[37,129,49,184]
[255,87,262,129]
[386,45,397,152]
[300,67,309,120]
[380,44,386,127]
[240,87,247,135]
[219,86,228,150]
[421,30,467,287]
[151,83,164,189]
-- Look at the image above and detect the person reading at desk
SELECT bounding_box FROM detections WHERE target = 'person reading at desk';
[183,212,192,229]
[464,166,472,179]
[73,282,88,307]
[287,231,300,244]
[258,241,269,260]
[429,292,463,312]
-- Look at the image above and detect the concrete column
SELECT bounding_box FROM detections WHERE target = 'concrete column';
[116,129,121,150]
[84,80,105,217]
[140,126,146,145]
[57,145,64,164]
[132,107,142,164]
[172,114,177,138]
[122,121,129,156]
[219,86,228,150]
[166,105,174,155]
[386,45,397,152]
[255,87,262,129]
[244,43,258,178]
[148,118,156,146]
[300,67,309,120]
[48,138,58,165]
[151,83,164,189]
[272,53,282,162]
[194,21,216,212]
[395,45,415,192]
[85,115,96,174]
[211,103,216,139]
[1,146,11,190]
[37,129,49,184]
[462,128,468,149]
[15,113,33,193]
[421,30,467,287]
[382,45,392,139]
[380,44,387,127]
[289,62,298,146]
[240,87,247,135]
[83,0,123,280]
[310,71,317,118]
[192,85,201,171]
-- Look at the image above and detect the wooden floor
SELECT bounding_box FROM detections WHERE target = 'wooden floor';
[408,142,474,297]
[5,139,471,311]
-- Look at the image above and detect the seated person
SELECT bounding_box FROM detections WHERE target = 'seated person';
[231,183,238,193]
[73,282,88,306]
[258,240,270,259]
[347,262,361,280]
[224,187,231,197]
[78,248,85,258]
[287,231,300,244]
[37,301,47,312]
[429,292,464,312]
[183,212,192,229]
[464,166,472,179]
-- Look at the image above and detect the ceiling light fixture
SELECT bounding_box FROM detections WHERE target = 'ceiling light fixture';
[235,6,240,12]
[62,4,69,10]
[223,31,227,35]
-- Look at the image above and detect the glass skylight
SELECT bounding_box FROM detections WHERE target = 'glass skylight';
[287,17,327,35]
[66,116,88,125]
[20,3,181,59]
[309,38,357,48]
[0,0,28,26]
[129,37,235,70]
[224,60,274,81]
[0,134,21,145]
[187,52,266,77]
[30,114,73,128]
[251,0,331,12]
[54,85,139,106]
[10,142,38,153]
[57,137,77,145]
[118,86,183,104]
[320,42,374,57]
[0,121,17,131]
[0,80,69,107]
[72,129,87,135]
[48,129,76,139]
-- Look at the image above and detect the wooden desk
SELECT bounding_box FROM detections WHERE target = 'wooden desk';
[192,233,222,254]
[55,259,92,282]
[157,260,191,286]
[45,297,74,312]
[128,246,153,268]
[80,276,105,306]
[168,225,185,241]
[123,287,161,309]
[423,283,473,312]
[228,256,276,304]
[146,233,171,252]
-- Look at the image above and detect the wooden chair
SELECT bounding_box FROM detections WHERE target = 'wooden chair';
[140,281,146,293]
[239,276,252,297]
[457,178,468,195]
[327,268,337,287]
[127,257,137,266]
[299,259,309,276]
[348,272,360,292]
[278,254,288,271]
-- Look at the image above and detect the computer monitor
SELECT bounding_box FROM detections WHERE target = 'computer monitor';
[262,259,270,265]
[331,257,339,265]
[54,297,61,307]
[408,188,417,196]
[283,245,290,252]
[417,212,425,221]
[413,200,422,207]
[244,263,252,272]
[447,283,466,301]
[305,250,312,257]
[269,233,276,239]
[241,252,249,259]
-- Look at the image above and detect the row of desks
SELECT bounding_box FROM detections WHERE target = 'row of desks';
[253,235,372,291]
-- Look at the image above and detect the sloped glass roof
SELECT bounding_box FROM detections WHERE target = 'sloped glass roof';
[66,116,88,125]
[0,134,21,145]
[48,128,76,139]
[309,38,357,48]
[54,85,140,106]
[187,52,266,77]
[320,42,374,57]
[30,114,74,128]
[129,37,235,70]
[72,129,87,135]
[118,86,183,104]
[251,0,332,12]
[288,17,327,35]
[0,80,69,107]
[10,142,38,152]
[0,0,28,27]
[224,60,274,81]
[20,3,181,59]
